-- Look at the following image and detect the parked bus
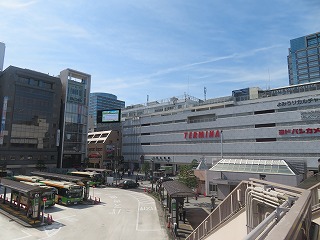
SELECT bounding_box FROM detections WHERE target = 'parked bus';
[11,175,44,183]
[67,171,102,187]
[11,175,83,206]
[40,180,83,205]
[10,175,56,208]
[19,181,57,207]
[84,168,113,184]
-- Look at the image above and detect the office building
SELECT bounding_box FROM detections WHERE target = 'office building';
[0,42,5,71]
[59,69,91,168]
[288,32,320,85]
[89,92,125,131]
[122,83,320,175]
[0,66,62,173]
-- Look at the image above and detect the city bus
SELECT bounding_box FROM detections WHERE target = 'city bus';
[40,180,83,205]
[11,175,44,183]
[84,168,113,184]
[19,181,57,208]
[10,175,56,208]
[67,171,102,187]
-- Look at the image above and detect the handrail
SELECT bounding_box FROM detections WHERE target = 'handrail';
[185,181,248,240]
[186,178,313,240]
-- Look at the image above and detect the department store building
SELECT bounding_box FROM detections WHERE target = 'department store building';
[121,82,320,174]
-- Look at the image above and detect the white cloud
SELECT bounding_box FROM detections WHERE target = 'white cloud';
[0,0,37,9]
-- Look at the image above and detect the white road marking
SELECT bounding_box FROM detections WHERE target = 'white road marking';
[12,230,32,240]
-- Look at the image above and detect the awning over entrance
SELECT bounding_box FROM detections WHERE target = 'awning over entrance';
[162,180,194,198]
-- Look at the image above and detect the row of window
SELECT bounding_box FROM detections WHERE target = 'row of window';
[0,155,55,161]
[18,76,54,90]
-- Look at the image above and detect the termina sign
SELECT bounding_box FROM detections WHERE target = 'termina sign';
[184,130,221,139]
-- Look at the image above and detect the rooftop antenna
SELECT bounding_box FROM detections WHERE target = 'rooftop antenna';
[204,87,207,101]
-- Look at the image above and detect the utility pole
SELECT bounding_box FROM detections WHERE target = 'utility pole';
[220,130,223,159]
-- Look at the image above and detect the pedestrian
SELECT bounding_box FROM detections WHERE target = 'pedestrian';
[178,205,182,220]
[211,195,215,208]
[183,208,186,223]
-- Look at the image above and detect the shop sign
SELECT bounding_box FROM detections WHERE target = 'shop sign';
[279,127,320,135]
[184,130,220,139]
[277,97,320,107]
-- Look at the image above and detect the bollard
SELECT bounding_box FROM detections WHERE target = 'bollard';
[99,198,101,203]
[50,215,54,222]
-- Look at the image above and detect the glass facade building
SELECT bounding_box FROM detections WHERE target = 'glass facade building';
[59,69,91,168]
[0,66,62,173]
[89,92,125,130]
[288,32,320,85]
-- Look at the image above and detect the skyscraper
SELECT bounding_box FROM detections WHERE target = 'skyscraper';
[89,92,125,131]
[59,69,91,168]
[287,32,320,85]
[0,42,5,71]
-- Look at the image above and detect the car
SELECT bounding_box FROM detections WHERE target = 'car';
[118,180,139,189]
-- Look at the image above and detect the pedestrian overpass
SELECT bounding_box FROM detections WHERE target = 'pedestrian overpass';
[186,178,320,240]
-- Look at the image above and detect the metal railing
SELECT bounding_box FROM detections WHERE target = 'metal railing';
[186,178,313,240]
[185,181,248,240]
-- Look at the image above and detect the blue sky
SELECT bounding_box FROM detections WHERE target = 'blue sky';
[1,0,320,106]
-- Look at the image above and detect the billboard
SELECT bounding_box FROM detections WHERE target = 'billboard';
[97,109,121,123]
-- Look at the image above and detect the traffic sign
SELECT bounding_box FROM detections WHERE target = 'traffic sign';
[43,197,47,202]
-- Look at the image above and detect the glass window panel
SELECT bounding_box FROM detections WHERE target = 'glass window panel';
[307,48,318,55]
[297,51,306,57]
[309,61,319,67]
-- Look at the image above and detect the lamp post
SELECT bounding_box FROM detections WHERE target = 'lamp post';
[220,130,223,159]
[151,159,154,191]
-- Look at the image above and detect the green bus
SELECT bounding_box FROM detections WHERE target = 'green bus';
[10,175,56,208]
[40,180,83,205]
[67,171,102,187]
[84,168,113,184]
[19,181,57,207]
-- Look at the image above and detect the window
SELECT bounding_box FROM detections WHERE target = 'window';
[255,123,276,128]
[256,138,277,142]
[254,109,275,115]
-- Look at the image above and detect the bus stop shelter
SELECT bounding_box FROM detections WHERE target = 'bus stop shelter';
[30,171,89,200]
[162,180,194,228]
[0,178,47,219]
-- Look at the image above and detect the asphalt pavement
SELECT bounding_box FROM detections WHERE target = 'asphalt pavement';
[0,175,214,240]
[133,177,214,239]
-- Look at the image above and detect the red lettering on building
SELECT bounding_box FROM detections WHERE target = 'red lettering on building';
[279,127,320,135]
[184,130,221,139]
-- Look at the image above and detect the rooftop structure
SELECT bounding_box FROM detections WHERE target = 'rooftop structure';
[210,159,299,175]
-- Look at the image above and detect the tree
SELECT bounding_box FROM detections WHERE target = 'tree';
[36,159,46,171]
[141,162,150,178]
[177,164,198,189]
[191,159,199,169]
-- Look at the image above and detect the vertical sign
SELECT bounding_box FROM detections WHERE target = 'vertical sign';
[0,96,8,145]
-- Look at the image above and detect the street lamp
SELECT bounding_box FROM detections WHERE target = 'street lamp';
[151,159,154,191]
[220,130,223,159]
